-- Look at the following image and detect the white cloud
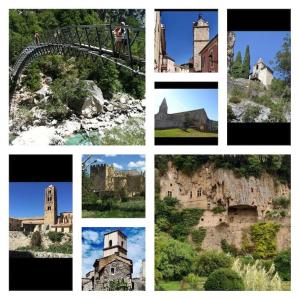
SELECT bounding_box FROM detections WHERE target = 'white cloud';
[96,158,104,163]
[82,230,100,243]
[82,249,102,276]
[113,163,123,170]
[105,154,117,157]
[128,160,145,169]
[127,230,145,277]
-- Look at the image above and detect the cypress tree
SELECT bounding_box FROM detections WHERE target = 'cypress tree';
[230,51,243,78]
[242,45,250,79]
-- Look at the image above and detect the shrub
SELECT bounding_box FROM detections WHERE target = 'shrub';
[183,273,202,290]
[196,250,233,276]
[232,258,282,290]
[101,117,145,145]
[118,200,145,212]
[24,65,42,92]
[47,242,72,254]
[155,232,196,280]
[274,249,291,281]
[47,231,64,243]
[204,268,245,291]
[191,227,206,246]
[51,77,89,115]
[212,206,226,214]
[31,231,42,248]
[221,239,238,256]
[250,222,280,259]
[272,196,290,209]
[243,105,261,122]
[229,96,241,104]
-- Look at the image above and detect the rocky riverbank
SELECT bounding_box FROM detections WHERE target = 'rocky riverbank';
[10,78,145,145]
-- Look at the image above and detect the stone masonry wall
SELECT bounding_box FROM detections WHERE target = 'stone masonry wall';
[94,260,132,291]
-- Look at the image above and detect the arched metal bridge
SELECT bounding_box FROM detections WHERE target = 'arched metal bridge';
[10,24,145,86]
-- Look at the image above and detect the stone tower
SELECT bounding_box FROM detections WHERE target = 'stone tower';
[103,230,127,258]
[158,98,168,115]
[44,185,57,226]
[193,15,209,72]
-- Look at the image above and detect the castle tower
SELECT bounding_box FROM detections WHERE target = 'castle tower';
[103,230,127,258]
[159,98,168,114]
[193,15,209,72]
[44,185,57,226]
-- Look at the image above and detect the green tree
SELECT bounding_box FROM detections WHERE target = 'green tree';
[230,51,243,78]
[274,35,291,86]
[242,45,250,79]
[155,231,196,281]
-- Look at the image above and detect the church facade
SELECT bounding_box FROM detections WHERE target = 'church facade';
[82,230,145,291]
[155,98,218,132]
[9,185,72,233]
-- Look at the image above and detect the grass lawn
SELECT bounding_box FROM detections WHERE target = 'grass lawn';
[155,128,218,138]
[82,210,145,218]
[158,278,206,291]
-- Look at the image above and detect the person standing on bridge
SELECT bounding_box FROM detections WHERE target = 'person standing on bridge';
[112,25,123,53]
[120,21,128,51]
[34,32,40,45]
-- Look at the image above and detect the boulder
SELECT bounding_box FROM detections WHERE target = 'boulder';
[44,77,53,85]
[35,85,51,100]
[81,81,105,118]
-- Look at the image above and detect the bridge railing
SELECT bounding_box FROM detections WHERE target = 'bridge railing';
[42,24,145,65]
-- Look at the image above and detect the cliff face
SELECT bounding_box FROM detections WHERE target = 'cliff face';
[160,161,290,251]
[160,162,289,218]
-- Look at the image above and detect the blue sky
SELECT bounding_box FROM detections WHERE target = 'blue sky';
[233,31,290,78]
[82,155,145,174]
[82,227,145,277]
[161,11,218,65]
[155,88,218,121]
[9,182,72,218]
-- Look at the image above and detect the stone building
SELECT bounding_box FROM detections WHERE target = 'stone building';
[90,163,145,198]
[154,13,218,73]
[249,58,273,87]
[82,230,135,291]
[155,98,218,132]
[9,185,72,233]
[159,161,291,251]
[199,34,218,72]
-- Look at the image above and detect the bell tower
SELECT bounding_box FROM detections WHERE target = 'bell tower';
[44,185,57,226]
[103,230,127,258]
[159,98,168,115]
[193,15,209,72]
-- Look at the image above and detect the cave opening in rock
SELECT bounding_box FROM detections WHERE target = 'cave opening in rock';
[228,205,258,223]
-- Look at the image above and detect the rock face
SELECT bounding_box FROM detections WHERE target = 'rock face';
[81,80,105,118]
[227,31,236,70]
[160,162,290,251]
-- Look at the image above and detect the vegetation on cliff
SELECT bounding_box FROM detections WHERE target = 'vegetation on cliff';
[155,155,290,185]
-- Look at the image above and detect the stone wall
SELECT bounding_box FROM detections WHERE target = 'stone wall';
[155,108,217,132]
[94,260,132,291]
[9,218,22,231]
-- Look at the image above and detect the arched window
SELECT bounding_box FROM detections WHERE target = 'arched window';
[109,240,112,247]
[167,191,172,197]
[190,191,192,198]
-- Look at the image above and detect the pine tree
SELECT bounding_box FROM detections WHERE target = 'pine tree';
[242,45,250,79]
[230,51,243,78]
